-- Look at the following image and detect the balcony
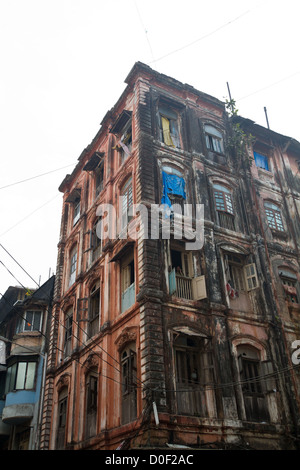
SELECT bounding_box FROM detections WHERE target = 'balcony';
[2,390,35,425]
[169,269,206,301]
[175,274,193,300]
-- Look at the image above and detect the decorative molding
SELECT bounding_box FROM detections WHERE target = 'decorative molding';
[56,373,71,392]
[82,353,100,373]
[115,325,138,351]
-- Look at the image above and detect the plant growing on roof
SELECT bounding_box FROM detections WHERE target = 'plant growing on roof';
[225,98,255,171]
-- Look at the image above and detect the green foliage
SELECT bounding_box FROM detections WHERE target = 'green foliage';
[225,99,255,169]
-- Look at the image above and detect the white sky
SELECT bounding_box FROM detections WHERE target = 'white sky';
[0,0,299,295]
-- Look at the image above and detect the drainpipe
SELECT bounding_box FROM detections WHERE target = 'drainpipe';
[34,352,47,450]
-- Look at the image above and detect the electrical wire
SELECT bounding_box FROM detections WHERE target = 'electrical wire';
[133,0,156,67]
[148,8,252,65]
[0,194,60,237]
[1,252,299,395]
[237,70,300,102]
[0,250,151,393]
[0,163,75,191]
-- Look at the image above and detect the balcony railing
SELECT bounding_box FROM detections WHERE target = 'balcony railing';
[176,274,193,300]
[218,212,235,231]
[169,270,192,300]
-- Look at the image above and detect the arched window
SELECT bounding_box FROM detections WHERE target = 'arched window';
[204,125,224,153]
[89,282,100,336]
[56,387,68,449]
[68,245,77,287]
[91,217,102,262]
[264,201,284,232]
[173,332,216,417]
[121,343,137,424]
[278,267,299,304]
[236,345,275,422]
[161,166,186,212]
[63,309,73,358]
[85,370,98,438]
[213,183,235,230]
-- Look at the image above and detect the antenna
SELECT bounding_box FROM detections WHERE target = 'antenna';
[226,82,234,113]
[264,107,270,130]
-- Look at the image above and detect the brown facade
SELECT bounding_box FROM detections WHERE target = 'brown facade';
[40,62,300,450]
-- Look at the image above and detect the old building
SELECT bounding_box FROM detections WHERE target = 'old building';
[40,62,300,450]
[0,277,55,449]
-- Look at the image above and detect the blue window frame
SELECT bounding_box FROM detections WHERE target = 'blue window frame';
[254,152,269,171]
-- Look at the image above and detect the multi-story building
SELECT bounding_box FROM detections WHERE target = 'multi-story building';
[40,62,300,450]
[0,276,55,449]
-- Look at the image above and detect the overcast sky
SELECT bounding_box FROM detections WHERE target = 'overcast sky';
[0,0,299,295]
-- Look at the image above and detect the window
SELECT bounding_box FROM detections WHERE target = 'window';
[56,388,68,449]
[85,373,98,438]
[279,268,299,303]
[91,218,102,262]
[73,198,80,225]
[158,107,180,148]
[121,251,135,312]
[83,152,105,198]
[204,125,224,153]
[161,167,186,213]
[237,345,274,422]
[69,246,77,287]
[119,121,132,165]
[264,202,284,232]
[120,177,133,231]
[95,162,104,197]
[174,333,216,417]
[254,151,269,171]
[64,310,73,358]
[110,110,132,165]
[89,283,100,336]
[5,360,37,393]
[16,310,42,333]
[213,183,235,230]
[168,246,206,301]
[121,345,137,424]
[224,253,258,299]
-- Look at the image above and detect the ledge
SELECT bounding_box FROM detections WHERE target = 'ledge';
[2,403,34,425]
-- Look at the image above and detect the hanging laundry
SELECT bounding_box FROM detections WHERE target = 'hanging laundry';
[226,282,239,299]
[161,116,175,147]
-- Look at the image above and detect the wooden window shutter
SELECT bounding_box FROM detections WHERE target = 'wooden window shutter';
[201,350,214,384]
[244,263,259,291]
[77,297,88,322]
[169,268,177,295]
[192,275,207,300]
[261,360,276,393]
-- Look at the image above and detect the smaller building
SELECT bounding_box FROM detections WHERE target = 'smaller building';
[0,276,54,450]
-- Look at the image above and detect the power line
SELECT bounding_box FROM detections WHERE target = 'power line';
[0,194,60,237]
[133,0,156,67]
[0,248,151,393]
[0,163,75,191]
[148,8,252,65]
[237,70,300,102]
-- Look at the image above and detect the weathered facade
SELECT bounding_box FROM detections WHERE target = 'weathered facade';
[0,277,55,449]
[41,62,300,450]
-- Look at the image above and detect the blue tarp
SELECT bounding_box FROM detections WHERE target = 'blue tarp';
[161,171,186,208]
